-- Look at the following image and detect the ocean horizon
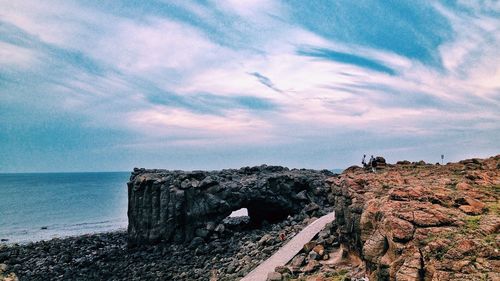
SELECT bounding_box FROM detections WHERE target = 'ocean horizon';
[0,172,130,244]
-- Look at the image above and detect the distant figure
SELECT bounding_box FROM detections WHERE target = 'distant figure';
[441,154,444,165]
[369,155,375,173]
[362,154,367,168]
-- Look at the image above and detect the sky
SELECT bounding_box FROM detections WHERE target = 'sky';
[0,0,499,172]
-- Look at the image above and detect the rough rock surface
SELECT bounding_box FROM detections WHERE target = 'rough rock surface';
[128,165,333,245]
[326,155,500,281]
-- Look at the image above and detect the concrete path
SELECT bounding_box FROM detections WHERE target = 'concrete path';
[240,212,335,281]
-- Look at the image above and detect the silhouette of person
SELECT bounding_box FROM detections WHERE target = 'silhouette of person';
[369,155,375,172]
[362,154,367,167]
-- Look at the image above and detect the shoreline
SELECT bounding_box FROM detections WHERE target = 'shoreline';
[0,209,332,281]
[0,228,128,246]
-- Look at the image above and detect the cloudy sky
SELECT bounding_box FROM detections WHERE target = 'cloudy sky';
[1,0,499,172]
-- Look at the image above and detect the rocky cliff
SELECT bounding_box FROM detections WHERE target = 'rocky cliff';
[2,156,498,280]
[127,165,334,246]
[325,155,500,281]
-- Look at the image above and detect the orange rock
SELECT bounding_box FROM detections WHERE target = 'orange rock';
[312,244,325,256]
[456,182,471,191]
[325,154,500,281]
[459,205,482,215]
[465,197,486,210]
[385,216,414,242]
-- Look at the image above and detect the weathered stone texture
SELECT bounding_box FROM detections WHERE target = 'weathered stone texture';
[328,155,500,281]
[127,165,333,245]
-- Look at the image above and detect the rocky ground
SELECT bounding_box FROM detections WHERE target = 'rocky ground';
[323,155,499,280]
[0,207,334,281]
[1,155,498,281]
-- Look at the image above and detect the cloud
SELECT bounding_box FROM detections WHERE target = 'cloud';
[91,18,222,74]
[0,41,38,68]
[297,47,396,75]
[249,72,283,93]
[0,0,499,172]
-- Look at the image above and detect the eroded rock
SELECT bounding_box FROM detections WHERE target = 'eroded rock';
[128,165,333,245]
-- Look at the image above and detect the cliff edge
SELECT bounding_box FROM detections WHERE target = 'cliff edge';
[321,155,499,281]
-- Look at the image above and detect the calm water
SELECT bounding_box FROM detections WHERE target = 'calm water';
[0,172,129,244]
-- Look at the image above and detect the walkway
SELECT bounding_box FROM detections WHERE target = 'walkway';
[240,212,336,281]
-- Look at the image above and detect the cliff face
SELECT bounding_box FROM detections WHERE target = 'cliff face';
[328,155,500,281]
[127,165,333,246]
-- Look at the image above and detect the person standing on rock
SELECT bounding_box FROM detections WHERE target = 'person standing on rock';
[370,155,376,173]
[362,154,367,168]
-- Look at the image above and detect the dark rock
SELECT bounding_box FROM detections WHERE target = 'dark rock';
[127,165,331,245]
[190,237,204,248]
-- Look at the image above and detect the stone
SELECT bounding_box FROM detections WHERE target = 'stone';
[206,222,217,231]
[195,228,209,239]
[214,224,225,233]
[386,216,415,242]
[258,234,274,246]
[362,231,388,262]
[295,190,308,200]
[308,250,319,261]
[312,244,325,256]
[190,237,204,248]
[458,197,486,215]
[290,254,306,268]
[395,251,421,281]
[304,203,320,213]
[267,271,282,281]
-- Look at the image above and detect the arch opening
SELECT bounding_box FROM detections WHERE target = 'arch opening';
[246,200,293,227]
[229,208,249,217]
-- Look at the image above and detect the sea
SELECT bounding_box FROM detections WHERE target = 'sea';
[0,172,130,244]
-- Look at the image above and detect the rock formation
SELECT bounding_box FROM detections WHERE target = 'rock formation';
[326,155,500,281]
[127,165,334,246]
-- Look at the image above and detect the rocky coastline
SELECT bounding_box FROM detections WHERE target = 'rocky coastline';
[0,209,333,280]
[1,155,499,281]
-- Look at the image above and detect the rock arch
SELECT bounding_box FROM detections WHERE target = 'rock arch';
[127,166,333,245]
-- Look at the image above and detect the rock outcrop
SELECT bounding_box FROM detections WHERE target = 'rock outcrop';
[327,155,500,281]
[127,165,334,246]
